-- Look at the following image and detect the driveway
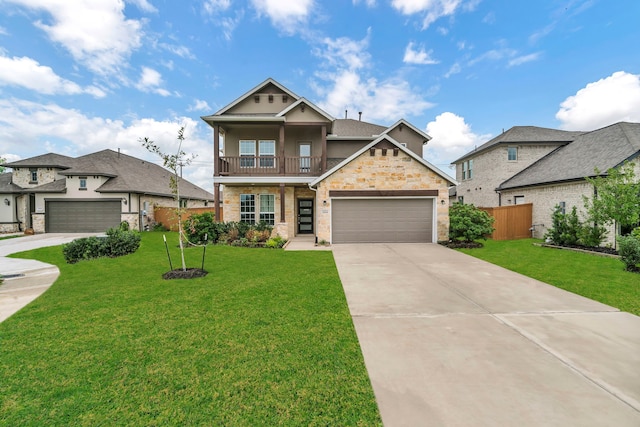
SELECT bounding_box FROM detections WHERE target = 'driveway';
[0,233,98,322]
[332,243,640,427]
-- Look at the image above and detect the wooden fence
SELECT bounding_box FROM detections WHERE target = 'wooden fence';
[154,207,222,231]
[479,203,533,240]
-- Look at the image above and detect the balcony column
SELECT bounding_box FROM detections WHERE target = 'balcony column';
[214,183,221,221]
[321,124,327,173]
[213,125,220,176]
[279,124,285,175]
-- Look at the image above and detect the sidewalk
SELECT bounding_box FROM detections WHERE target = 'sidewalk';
[0,233,98,322]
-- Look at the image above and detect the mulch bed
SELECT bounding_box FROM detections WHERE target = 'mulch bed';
[162,268,208,280]
[439,241,484,249]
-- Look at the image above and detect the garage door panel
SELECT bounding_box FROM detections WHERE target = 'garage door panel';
[332,198,433,243]
[46,200,121,233]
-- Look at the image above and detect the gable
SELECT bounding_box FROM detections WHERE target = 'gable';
[214,79,300,116]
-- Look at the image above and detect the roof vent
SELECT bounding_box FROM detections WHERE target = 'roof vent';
[358,112,362,121]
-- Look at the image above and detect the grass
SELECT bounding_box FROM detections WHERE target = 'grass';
[0,232,381,426]
[0,234,21,241]
[458,238,640,316]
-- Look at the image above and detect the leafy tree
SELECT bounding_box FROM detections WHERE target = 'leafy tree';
[141,127,196,271]
[449,203,495,242]
[583,161,640,244]
[0,157,6,173]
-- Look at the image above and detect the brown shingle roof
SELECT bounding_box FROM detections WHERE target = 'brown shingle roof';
[499,122,640,190]
[453,126,584,163]
[4,153,75,169]
[330,119,387,137]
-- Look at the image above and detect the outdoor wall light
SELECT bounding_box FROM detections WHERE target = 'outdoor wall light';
[323,200,327,206]
[3,198,9,206]
[440,199,446,205]
[122,198,127,205]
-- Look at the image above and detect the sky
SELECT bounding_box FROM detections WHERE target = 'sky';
[1,0,639,190]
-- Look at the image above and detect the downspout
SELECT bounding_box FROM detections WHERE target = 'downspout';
[496,189,502,207]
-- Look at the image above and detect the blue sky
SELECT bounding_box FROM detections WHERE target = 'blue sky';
[1,0,639,189]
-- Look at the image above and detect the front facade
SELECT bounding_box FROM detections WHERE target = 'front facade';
[1,150,214,233]
[202,78,456,243]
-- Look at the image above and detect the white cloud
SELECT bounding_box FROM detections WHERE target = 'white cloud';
[250,0,314,34]
[403,42,439,65]
[424,112,491,166]
[127,0,157,13]
[188,99,212,112]
[444,62,461,78]
[316,33,371,70]
[136,67,170,96]
[158,43,195,59]
[556,71,640,130]
[315,70,434,123]
[204,0,231,14]
[0,98,213,190]
[0,55,106,97]
[508,52,542,67]
[391,0,476,29]
[353,0,377,6]
[7,0,143,75]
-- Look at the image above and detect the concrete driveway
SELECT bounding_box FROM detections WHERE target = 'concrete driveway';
[332,243,640,427]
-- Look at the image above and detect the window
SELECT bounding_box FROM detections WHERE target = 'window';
[240,140,256,167]
[508,147,518,161]
[259,140,276,168]
[559,201,566,214]
[462,161,467,180]
[259,195,275,225]
[180,199,188,208]
[458,196,464,204]
[240,194,255,223]
[299,142,311,172]
[514,195,525,205]
[79,176,87,190]
[467,159,473,179]
[30,168,38,183]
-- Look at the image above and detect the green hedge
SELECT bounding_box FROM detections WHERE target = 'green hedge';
[63,224,141,264]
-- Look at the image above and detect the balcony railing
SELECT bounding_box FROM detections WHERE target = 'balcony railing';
[218,156,323,176]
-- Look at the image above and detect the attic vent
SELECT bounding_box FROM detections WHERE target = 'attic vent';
[254,95,260,103]
[282,95,288,103]
[268,94,273,103]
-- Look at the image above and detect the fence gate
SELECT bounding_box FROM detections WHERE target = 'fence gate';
[479,203,533,240]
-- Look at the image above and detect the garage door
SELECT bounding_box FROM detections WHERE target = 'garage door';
[332,198,434,243]
[46,200,121,233]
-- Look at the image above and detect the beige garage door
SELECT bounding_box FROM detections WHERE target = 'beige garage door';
[332,198,434,243]
[46,200,121,233]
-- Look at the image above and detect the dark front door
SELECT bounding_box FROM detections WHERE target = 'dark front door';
[297,199,313,234]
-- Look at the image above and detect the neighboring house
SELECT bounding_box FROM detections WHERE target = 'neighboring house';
[498,122,640,239]
[201,78,456,243]
[452,122,640,240]
[452,126,583,207]
[0,149,214,233]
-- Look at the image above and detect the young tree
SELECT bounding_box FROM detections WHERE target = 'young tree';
[583,161,640,245]
[0,157,6,173]
[141,126,196,271]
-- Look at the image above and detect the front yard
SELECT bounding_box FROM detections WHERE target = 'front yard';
[0,232,381,426]
[457,238,640,316]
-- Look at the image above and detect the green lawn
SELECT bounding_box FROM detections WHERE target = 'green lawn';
[458,239,640,316]
[0,232,381,426]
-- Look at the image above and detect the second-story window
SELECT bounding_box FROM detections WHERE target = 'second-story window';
[240,140,256,167]
[30,168,38,183]
[467,159,473,179]
[462,161,467,180]
[79,176,87,190]
[508,147,518,161]
[259,140,275,168]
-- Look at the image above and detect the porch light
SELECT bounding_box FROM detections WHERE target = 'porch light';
[441,199,446,205]
[3,198,9,206]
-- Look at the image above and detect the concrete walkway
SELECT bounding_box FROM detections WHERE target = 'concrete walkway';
[332,243,640,427]
[0,233,98,323]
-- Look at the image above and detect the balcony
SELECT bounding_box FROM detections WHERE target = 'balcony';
[218,156,324,176]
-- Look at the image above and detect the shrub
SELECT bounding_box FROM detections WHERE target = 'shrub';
[578,223,607,248]
[449,203,495,242]
[546,205,581,246]
[631,227,640,240]
[618,235,640,271]
[183,212,217,244]
[265,235,286,248]
[62,228,141,264]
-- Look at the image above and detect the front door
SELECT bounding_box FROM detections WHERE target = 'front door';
[299,142,311,173]
[297,199,313,234]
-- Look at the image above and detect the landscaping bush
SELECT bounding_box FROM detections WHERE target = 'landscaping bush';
[265,235,287,248]
[183,212,218,243]
[631,227,640,240]
[63,226,141,264]
[184,216,277,247]
[579,223,607,248]
[449,203,495,243]
[546,205,581,246]
[618,235,640,272]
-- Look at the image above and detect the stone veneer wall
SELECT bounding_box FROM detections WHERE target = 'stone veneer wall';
[314,148,450,242]
[11,168,58,188]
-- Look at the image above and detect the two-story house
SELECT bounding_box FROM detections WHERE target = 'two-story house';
[452,126,583,207]
[0,150,214,233]
[201,78,456,243]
